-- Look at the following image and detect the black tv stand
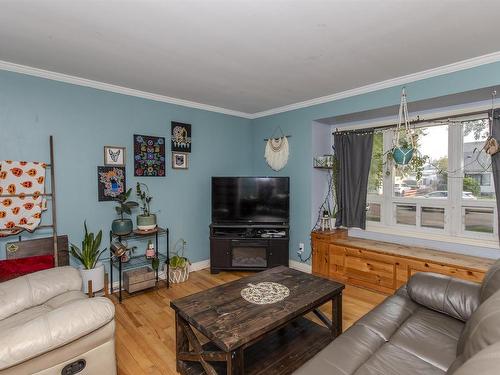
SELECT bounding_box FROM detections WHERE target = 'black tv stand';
[209,223,289,274]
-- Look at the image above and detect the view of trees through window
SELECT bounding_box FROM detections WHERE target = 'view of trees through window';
[366,116,496,238]
[367,119,494,200]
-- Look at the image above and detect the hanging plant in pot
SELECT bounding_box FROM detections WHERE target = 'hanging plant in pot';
[166,239,191,283]
[112,188,138,235]
[136,182,156,231]
[391,88,415,166]
[70,221,106,293]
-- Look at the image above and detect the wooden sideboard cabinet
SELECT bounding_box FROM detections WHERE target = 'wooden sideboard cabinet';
[311,230,495,294]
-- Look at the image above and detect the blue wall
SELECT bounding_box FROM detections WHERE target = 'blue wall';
[2,60,500,268]
[0,70,252,264]
[252,61,500,262]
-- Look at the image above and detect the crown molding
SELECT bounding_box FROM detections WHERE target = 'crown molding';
[1,51,500,120]
[250,51,500,119]
[0,59,253,119]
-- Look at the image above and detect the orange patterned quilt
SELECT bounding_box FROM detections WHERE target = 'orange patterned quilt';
[0,160,47,237]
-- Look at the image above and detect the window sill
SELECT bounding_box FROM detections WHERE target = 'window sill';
[356,224,499,250]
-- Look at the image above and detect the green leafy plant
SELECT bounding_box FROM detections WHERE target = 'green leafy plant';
[169,239,190,269]
[136,182,153,216]
[114,188,138,220]
[70,221,106,269]
[463,176,481,197]
[151,256,160,271]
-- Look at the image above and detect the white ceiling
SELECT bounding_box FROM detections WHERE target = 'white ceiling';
[1,0,500,116]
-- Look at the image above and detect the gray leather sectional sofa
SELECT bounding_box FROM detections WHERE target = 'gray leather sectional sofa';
[295,260,500,375]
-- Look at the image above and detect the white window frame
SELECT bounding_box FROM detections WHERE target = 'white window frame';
[365,114,498,247]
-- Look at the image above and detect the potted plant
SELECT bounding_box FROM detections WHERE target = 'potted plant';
[136,182,157,231]
[70,221,106,293]
[112,188,138,235]
[166,239,190,283]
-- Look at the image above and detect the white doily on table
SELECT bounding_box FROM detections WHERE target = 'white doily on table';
[240,282,290,305]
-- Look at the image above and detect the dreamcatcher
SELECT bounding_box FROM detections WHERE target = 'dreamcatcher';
[264,127,290,171]
[392,88,415,165]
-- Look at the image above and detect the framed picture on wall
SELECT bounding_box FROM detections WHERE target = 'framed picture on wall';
[104,146,126,166]
[133,134,166,177]
[97,166,126,201]
[171,122,192,153]
[172,152,189,170]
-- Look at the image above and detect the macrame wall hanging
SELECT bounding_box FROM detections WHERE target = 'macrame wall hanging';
[392,88,415,165]
[264,126,291,171]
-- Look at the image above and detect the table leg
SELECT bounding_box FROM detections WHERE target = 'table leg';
[119,258,122,303]
[227,348,244,375]
[175,312,189,373]
[332,293,343,337]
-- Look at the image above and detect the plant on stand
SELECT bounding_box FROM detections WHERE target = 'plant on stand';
[112,188,138,235]
[136,182,157,231]
[167,238,191,283]
[70,221,106,293]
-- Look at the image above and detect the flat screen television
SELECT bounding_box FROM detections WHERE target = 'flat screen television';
[212,177,290,224]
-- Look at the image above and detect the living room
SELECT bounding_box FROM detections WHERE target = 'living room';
[1,1,500,374]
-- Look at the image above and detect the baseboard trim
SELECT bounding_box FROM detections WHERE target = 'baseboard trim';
[190,259,210,272]
[289,259,312,274]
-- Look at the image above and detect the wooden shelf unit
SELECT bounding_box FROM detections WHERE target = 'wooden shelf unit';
[311,229,495,294]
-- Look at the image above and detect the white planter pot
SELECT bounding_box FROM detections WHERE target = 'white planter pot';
[80,262,105,293]
[167,264,189,284]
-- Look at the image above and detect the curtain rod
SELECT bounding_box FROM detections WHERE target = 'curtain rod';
[332,107,498,135]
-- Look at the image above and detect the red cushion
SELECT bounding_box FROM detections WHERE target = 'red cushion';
[0,255,54,282]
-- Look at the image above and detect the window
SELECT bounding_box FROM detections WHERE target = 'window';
[366,115,497,244]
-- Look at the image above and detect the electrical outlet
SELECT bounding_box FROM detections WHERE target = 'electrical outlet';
[298,242,305,253]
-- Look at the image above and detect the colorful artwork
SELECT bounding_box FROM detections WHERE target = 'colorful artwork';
[104,146,126,166]
[172,152,189,169]
[171,122,191,153]
[134,135,166,177]
[98,166,126,201]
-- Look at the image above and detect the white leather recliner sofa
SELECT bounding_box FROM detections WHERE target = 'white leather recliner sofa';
[0,266,116,375]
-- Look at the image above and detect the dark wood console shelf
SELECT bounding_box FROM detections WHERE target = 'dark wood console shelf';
[210,224,289,273]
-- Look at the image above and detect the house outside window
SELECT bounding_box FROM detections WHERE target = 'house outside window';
[366,115,497,245]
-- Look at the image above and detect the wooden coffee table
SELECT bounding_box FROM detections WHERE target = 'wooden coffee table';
[170,266,344,374]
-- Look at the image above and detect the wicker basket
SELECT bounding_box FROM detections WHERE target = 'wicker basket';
[167,264,189,283]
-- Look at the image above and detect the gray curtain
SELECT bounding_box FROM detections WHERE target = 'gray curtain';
[492,109,500,242]
[334,131,374,229]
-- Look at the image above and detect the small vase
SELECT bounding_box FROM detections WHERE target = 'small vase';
[137,214,157,231]
[80,262,105,293]
[112,219,133,236]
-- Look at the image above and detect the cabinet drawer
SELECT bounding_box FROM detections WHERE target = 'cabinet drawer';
[344,255,396,289]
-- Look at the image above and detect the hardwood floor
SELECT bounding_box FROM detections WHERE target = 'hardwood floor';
[112,269,386,375]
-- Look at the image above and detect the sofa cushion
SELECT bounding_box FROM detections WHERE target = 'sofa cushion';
[457,289,500,361]
[355,293,419,341]
[0,290,87,333]
[452,341,500,375]
[0,297,114,370]
[479,258,500,303]
[0,266,82,321]
[45,290,87,309]
[407,272,481,322]
[390,307,463,371]
[354,343,445,375]
[293,324,385,375]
